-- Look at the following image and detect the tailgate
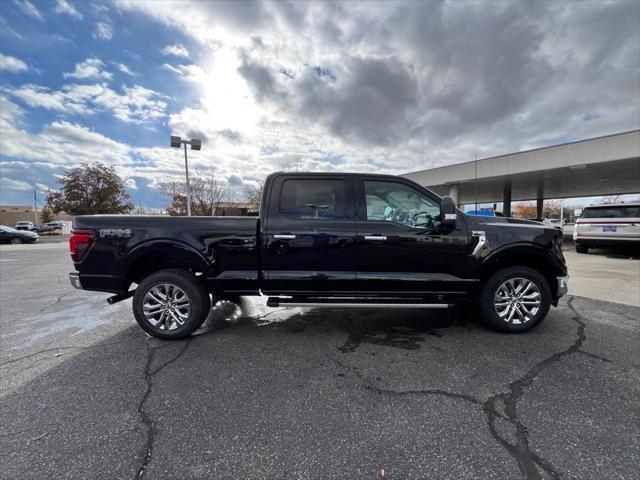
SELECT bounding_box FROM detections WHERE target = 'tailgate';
[575,217,640,240]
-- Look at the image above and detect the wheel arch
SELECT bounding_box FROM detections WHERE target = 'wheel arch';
[479,243,560,297]
[123,240,214,286]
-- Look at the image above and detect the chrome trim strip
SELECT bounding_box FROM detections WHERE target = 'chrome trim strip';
[69,272,83,290]
[273,234,296,240]
[556,276,569,297]
[364,235,387,241]
[278,302,451,309]
[471,230,486,255]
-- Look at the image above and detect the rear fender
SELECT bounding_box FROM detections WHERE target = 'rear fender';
[122,240,214,284]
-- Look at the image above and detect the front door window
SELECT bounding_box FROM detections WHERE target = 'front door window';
[364,181,441,229]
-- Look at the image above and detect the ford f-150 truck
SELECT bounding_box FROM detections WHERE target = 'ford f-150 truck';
[69,172,568,339]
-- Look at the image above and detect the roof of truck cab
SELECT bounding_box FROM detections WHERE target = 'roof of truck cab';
[268,172,403,177]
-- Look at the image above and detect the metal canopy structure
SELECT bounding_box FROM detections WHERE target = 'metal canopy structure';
[403,130,640,215]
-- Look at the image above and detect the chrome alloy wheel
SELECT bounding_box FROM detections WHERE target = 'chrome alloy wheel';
[142,283,191,331]
[493,277,542,325]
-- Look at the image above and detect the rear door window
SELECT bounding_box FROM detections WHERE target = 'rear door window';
[279,179,348,220]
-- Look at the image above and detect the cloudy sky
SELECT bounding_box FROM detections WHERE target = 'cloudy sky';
[1,0,639,208]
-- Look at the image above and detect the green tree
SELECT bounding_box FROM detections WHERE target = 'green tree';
[40,206,54,224]
[46,162,134,215]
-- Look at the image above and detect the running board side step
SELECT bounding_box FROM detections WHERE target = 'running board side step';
[267,297,453,309]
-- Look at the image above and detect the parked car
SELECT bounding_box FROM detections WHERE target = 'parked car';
[69,172,568,339]
[0,225,39,244]
[35,221,65,234]
[14,221,35,231]
[573,204,640,253]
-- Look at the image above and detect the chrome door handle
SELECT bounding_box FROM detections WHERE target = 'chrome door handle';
[364,235,387,241]
[274,234,296,240]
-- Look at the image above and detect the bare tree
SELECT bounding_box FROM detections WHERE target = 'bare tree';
[600,195,621,205]
[160,170,226,216]
[244,179,264,211]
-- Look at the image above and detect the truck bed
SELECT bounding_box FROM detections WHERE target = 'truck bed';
[72,215,259,294]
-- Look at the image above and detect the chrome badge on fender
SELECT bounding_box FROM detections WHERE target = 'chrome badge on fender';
[99,228,132,238]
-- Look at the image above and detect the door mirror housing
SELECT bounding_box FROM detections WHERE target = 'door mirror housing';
[441,196,457,230]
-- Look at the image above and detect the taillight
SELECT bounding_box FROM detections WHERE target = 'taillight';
[69,229,95,263]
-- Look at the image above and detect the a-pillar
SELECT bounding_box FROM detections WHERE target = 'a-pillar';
[536,180,544,218]
[448,184,459,204]
[502,180,512,217]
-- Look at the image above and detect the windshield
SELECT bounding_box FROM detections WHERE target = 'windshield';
[1,226,20,233]
[581,206,640,218]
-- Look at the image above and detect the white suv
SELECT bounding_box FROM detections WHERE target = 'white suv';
[573,204,640,253]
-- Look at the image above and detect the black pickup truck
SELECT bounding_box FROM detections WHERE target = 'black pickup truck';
[69,172,568,339]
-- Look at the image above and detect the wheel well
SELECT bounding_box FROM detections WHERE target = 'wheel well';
[480,248,558,295]
[124,249,209,285]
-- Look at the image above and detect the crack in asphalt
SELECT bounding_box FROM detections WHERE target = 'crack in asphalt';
[480,297,594,480]
[330,296,605,480]
[327,354,487,407]
[36,292,72,316]
[134,338,192,479]
[0,338,139,367]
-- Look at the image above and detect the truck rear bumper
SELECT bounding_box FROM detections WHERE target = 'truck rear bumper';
[69,272,83,289]
[69,272,126,293]
[575,237,640,247]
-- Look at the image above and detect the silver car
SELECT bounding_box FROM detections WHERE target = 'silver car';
[14,221,35,231]
[573,204,640,253]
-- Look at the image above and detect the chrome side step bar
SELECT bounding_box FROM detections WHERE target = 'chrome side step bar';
[276,302,451,309]
[267,297,453,309]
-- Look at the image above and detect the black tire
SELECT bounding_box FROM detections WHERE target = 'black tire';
[10,237,22,245]
[133,269,210,340]
[479,266,551,333]
[575,244,589,254]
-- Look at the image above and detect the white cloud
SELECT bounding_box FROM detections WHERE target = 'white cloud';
[93,22,113,40]
[113,0,640,180]
[4,82,167,124]
[63,58,113,81]
[162,63,206,83]
[0,177,32,191]
[125,178,138,189]
[54,0,83,20]
[115,63,135,76]
[0,53,28,73]
[14,0,43,21]
[0,95,25,125]
[0,118,132,168]
[4,1,640,208]
[160,44,190,58]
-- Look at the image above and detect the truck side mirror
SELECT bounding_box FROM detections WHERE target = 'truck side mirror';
[441,196,457,230]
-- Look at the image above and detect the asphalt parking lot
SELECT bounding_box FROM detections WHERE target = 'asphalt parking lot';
[1,243,639,479]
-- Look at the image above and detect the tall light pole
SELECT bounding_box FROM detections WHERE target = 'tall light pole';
[170,135,202,216]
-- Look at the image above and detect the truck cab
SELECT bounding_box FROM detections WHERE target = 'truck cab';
[69,172,568,339]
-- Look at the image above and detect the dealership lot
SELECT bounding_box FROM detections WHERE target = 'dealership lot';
[1,243,638,479]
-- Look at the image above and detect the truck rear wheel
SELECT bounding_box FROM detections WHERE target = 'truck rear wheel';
[133,269,210,340]
[479,266,551,333]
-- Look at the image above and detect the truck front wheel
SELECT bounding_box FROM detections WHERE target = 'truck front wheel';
[133,269,210,340]
[479,266,551,333]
